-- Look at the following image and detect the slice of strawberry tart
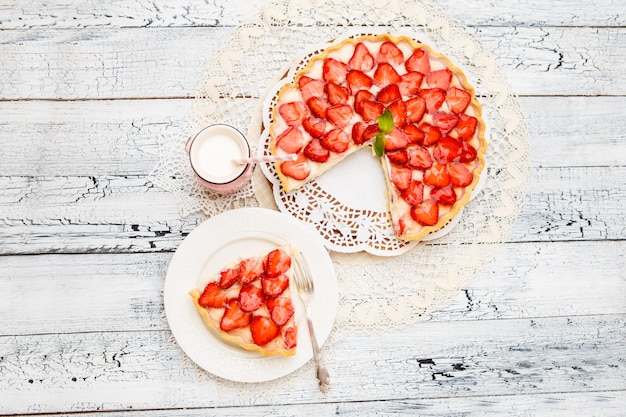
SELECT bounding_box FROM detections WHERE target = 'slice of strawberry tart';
[190,245,298,356]
[269,34,487,242]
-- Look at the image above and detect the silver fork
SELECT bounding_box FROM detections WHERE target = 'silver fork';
[292,251,331,393]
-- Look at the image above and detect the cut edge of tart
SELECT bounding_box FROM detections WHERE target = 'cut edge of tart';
[189,244,298,357]
[268,33,487,242]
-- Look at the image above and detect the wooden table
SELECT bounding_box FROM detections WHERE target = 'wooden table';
[1,0,624,415]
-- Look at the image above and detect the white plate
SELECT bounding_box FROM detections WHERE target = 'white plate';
[163,207,338,383]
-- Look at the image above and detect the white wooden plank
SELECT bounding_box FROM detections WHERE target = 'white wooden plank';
[0,314,623,414]
[1,240,623,336]
[0,0,623,29]
[1,96,624,177]
[1,27,624,100]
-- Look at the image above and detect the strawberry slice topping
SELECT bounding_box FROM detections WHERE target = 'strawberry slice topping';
[358,100,385,122]
[304,138,331,162]
[321,129,351,153]
[446,87,471,114]
[261,273,290,297]
[385,127,409,151]
[267,296,295,326]
[265,248,291,277]
[405,96,426,124]
[454,114,478,140]
[302,116,327,139]
[449,162,474,187]
[351,122,367,145]
[405,48,430,74]
[220,299,251,332]
[419,88,446,113]
[349,42,375,72]
[459,140,478,163]
[430,186,457,205]
[434,136,463,163]
[354,89,375,114]
[322,57,348,84]
[374,63,401,87]
[238,283,265,312]
[404,123,425,144]
[386,149,408,165]
[326,82,349,105]
[283,326,297,349]
[326,104,353,128]
[218,267,240,289]
[347,70,373,94]
[406,145,433,170]
[239,257,265,284]
[398,71,424,96]
[377,84,402,104]
[306,97,329,119]
[299,76,325,103]
[401,180,424,205]
[410,200,439,226]
[280,153,310,180]
[426,69,453,90]
[250,316,280,346]
[276,126,308,154]
[377,41,404,65]
[390,165,412,190]
[424,161,451,187]
[419,123,442,146]
[278,101,309,126]
[432,112,459,134]
[198,282,228,308]
[387,100,407,128]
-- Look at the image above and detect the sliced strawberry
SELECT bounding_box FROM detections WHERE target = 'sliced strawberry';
[283,326,297,349]
[404,123,425,144]
[218,267,240,289]
[410,200,439,226]
[354,89,375,114]
[280,153,310,181]
[326,82,349,105]
[238,283,265,312]
[390,165,412,190]
[385,127,409,151]
[459,140,478,163]
[302,116,327,139]
[434,136,463,163]
[265,248,291,278]
[419,123,442,146]
[446,87,471,114]
[454,114,478,140]
[405,48,430,74]
[198,282,228,308]
[349,42,375,72]
[401,180,424,206]
[278,101,309,126]
[449,162,473,187]
[373,63,401,87]
[363,123,381,141]
[261,273,290,297]
[386,149,408,165]
[377,84,402,104]
[351,122,369,145]
[306,96,329,119]
[430,186,457,205]
[347,70,373,94]
[250,316,280,346]
[299,77,325,103]
[303,138,330,162]
[424,161,451,187]
[267,296,295,326]
[398,71,424,96]
[358,100,385,122]
[432,111,459,134]
[394,218,406,237]
[326,104,353,128]
[426,69,453,90]
[405,96,426,123]
[406,145,433,170]
[220,299,251,332]
[387,100,407,128]
[377,41,404,65]
[321,129,351,153]
[322,57,348,84]
[239,257,265,284]
[419,88,446,113]
[276,126,308,154]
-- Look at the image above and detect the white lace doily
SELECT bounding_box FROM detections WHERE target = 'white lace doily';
[151,0,531,390]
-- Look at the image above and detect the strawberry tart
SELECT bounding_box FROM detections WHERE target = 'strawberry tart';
[189,245,298,356]
[269,34,487,241]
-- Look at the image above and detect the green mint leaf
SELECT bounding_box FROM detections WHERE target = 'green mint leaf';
[377,110,394,134]
[373,133,386,157]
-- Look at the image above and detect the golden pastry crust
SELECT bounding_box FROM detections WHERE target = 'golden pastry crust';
[269,34,487,242]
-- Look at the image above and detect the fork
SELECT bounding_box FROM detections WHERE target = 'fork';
[292,251,331,393]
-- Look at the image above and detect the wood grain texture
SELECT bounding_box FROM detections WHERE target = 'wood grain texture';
[1,26,624,99]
